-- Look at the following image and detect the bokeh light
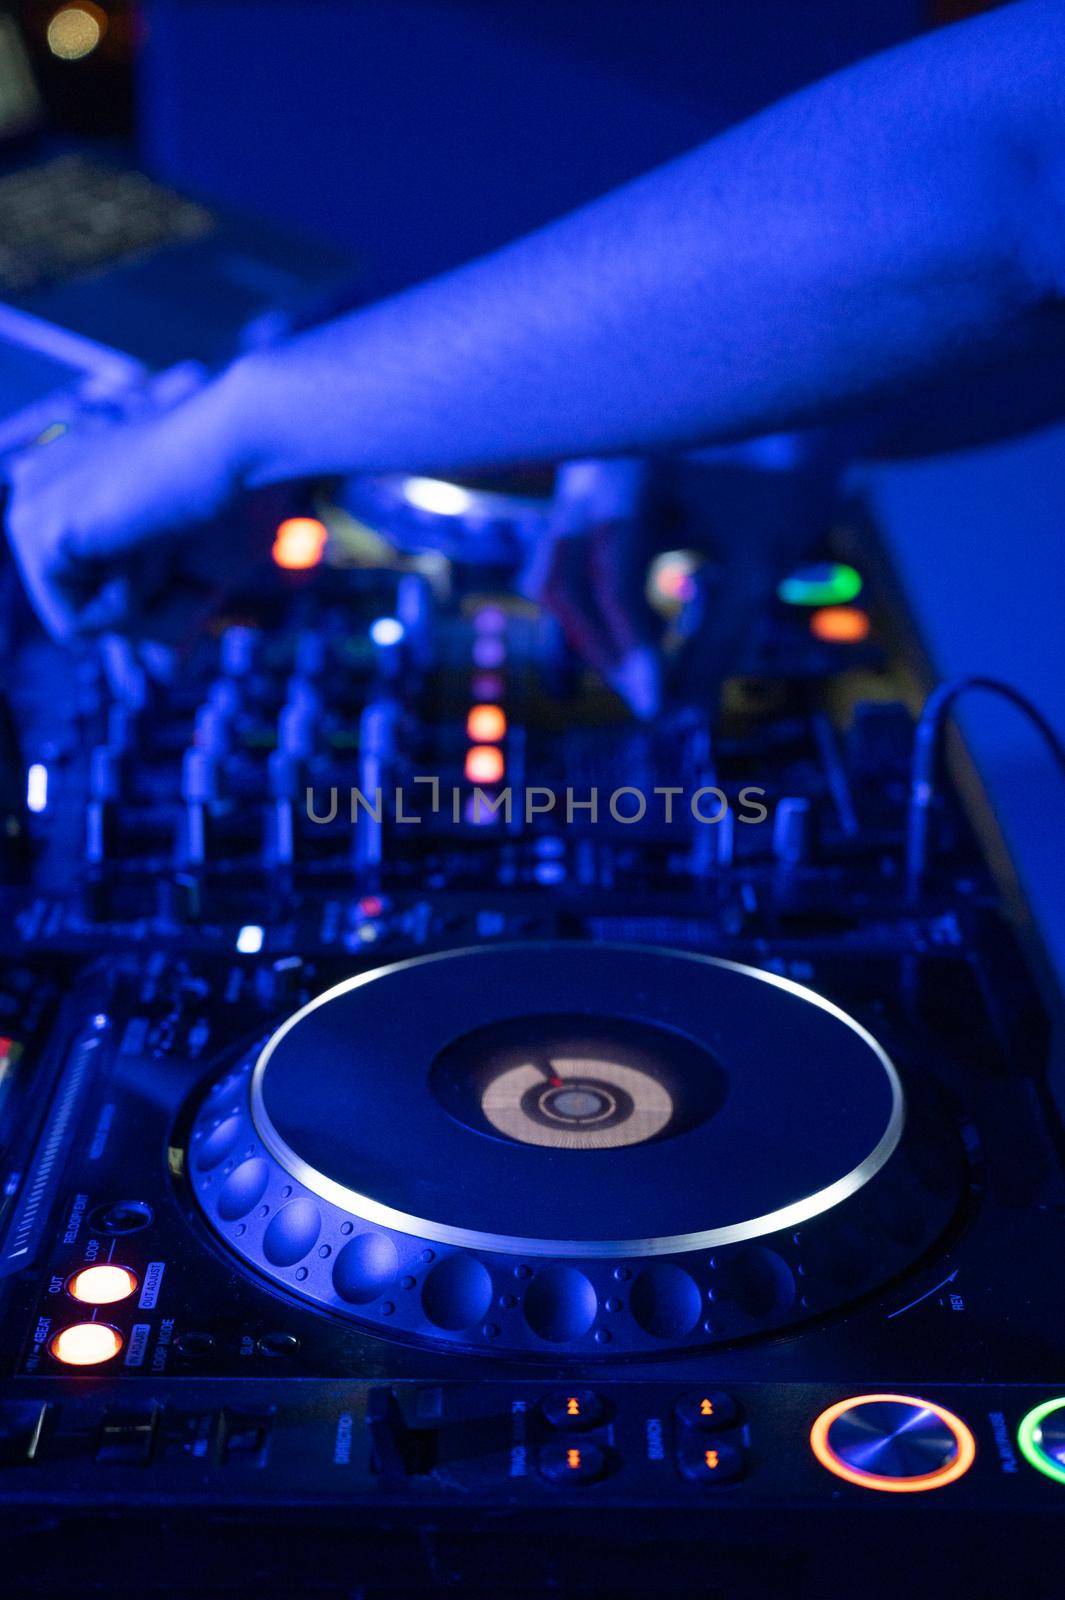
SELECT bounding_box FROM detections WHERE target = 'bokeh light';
[46,4,105,61]
[809,606,871,643]
[272,517,328,571]
[465,745,505,785]
[466,704,507,743]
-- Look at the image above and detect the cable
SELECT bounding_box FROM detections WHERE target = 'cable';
[906,675,1065,904]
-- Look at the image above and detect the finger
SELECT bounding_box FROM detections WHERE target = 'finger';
[588,518,657,657]
[537,531,618,681]
[73,575,135,636]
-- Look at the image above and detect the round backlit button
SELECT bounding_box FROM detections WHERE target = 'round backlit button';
[68,1265,138,1306]
[89,1200,153,1235]
[539,1439,607,1485]
[1017,1398,1065,1485]
[810,1394,975,1492]
[677,1438,745,1485]
[541,1389,607,1431]
[50,1323,123,1367]
[674,1390,739,1431]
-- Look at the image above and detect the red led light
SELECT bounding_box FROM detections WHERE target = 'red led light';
[272,517,328,571]
[466,704,507,743]
[465,745,505,785]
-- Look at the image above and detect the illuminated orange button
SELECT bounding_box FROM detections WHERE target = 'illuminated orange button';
[809,605,871,644]
[51,1323,123,1367]
[465,745,505,785]
[68,1264,138,1306]
[272,517,328,571]
[810,1393,975,1493]
[566,1447,582,1471]
[466,704,507,743]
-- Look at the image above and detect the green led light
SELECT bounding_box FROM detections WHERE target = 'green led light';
[777,562,863,607]
[1017,1398,1065,1484]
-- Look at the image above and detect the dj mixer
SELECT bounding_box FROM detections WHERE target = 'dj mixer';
[0,506,1063,1598]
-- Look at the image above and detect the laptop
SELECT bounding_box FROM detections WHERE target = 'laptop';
[0,11,355,453]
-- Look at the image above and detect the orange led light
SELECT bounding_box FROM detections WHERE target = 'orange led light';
[810,1394,976,1493]
[50,1322,123,1367]
[68,1264,138,1306]
[809,606,871,644]
[272,517,328,571]
[465,745,505,785]
[566,1448,582,1471]
[704,1449,720,1470]
[466,704,507,743]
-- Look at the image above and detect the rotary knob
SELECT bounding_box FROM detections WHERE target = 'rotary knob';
[1018,1397,1065,1485]
[810,1394,975,1492]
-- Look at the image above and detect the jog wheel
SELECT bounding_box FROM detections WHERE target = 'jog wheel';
[188,943,964,1356]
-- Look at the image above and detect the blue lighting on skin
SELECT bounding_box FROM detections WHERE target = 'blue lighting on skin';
[370,616,405,648]
[236,924,265,955]
[26,763,48,814]
[402,476,475,517]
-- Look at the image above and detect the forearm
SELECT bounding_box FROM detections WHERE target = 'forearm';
[225,0,1065,481]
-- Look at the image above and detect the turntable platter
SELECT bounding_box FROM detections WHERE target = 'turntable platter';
[189,944,963,1355]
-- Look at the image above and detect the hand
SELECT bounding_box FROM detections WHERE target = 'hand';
[666,431,853,706]
[3,367,252,643]
[528,458,662,718]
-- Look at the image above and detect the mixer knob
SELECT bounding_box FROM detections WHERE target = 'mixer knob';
[773,797,812,866]
[193,704,234,757]
[206,678,242,721]
[396,573,434,667]
[285,677,323,720]
[359,700,399,762]
[178,748,221,867]
[354,751,384,876]
[265,750,301,867]
[294,630,328,679]
[106,702,139,752]
[181,747,220,806]
[85,744,123,869]
[278,703,317,762]
[220,625,259,679]
[89,744,123,804]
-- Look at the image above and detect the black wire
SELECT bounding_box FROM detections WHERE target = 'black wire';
[906,675,1065,903]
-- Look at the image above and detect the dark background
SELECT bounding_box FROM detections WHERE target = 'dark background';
[19,0,933,296]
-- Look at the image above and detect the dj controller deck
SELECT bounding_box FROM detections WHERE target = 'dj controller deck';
[0,530,1063,1597]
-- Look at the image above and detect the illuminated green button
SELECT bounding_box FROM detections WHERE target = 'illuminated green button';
[777,562,863,607]
[1017,1398,1065,1485]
